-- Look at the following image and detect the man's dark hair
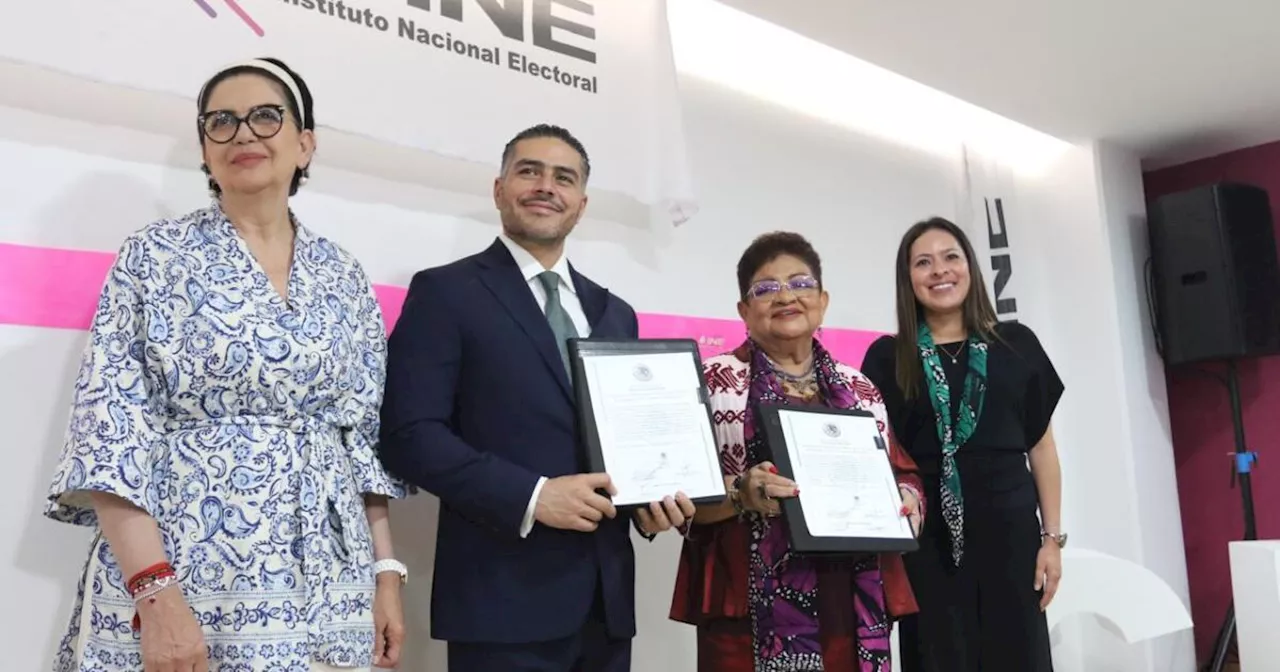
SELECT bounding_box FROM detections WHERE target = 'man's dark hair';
[736,232,824,299]
[500,124,591,182]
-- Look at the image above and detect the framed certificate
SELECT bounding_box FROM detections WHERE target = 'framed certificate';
[757,404,919,554]
[568,338,727,508]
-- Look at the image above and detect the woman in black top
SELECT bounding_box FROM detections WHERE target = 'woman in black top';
[860,217,1064,672]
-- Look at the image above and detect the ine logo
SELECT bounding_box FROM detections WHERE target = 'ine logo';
[406,0,597,63]
[985,197,1018,320]
[632,364,653,382]
[823,423,841,438]
[191,0,264,36]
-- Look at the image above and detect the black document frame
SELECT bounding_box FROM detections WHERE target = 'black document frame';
[568,337,727,510]
[756,402,919,554]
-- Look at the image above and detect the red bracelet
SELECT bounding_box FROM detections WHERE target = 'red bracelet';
[127,562,175,596]
[128,562,178,632]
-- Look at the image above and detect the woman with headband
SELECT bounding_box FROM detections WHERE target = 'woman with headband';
[43,57,409,671]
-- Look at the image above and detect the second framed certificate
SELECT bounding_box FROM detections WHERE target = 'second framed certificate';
[757,403,919,554]
[568,338,727,508]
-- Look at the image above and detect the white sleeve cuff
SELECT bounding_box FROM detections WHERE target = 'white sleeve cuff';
[519,476,547,538]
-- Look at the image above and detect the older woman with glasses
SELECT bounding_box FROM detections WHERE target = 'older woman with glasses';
[43,58,409,672]
[669,232,925,672]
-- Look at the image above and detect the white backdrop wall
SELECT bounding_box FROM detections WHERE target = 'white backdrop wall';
[0,62,962,670]
[1092,141,1193,671]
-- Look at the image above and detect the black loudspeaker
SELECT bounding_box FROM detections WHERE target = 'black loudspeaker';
[1146,181,1280,366]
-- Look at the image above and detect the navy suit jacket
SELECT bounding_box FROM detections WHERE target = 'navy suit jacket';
[378,239,642,644]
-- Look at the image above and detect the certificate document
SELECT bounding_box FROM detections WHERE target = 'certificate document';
[571,340,726,507]
[759,405,918,553]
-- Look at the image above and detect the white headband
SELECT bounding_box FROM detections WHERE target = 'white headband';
[200,59,307,127]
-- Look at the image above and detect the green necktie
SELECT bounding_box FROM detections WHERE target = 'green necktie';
[538,271,579,373]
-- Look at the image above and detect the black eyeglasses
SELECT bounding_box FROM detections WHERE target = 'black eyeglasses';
[745,274,821,301]
[198,104,288,144]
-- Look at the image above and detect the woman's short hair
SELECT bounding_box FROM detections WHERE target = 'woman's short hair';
[736,232,823,299]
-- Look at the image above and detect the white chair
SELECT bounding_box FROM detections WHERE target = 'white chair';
[1047,547,1193,643]
[1228,540,1280,670]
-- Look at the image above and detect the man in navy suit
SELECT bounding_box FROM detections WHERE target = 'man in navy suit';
[378,124,696,671]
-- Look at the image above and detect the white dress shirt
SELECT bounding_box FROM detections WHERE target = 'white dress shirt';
[497,234,591,538]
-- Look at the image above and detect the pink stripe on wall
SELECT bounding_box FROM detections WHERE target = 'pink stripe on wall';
[0,243,411,333]
[816,327,885,369]
[371,284,408,331]
[636,312,743,359]
[634,313,883,365]
[0,244,115,331]
[0,243,884,365]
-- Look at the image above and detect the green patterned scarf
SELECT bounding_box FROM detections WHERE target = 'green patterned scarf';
[917,323,988,567]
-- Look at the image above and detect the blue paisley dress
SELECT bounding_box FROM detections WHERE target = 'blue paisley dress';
[44,203,408,671]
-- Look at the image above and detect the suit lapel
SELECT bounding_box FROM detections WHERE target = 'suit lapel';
[571,263,608,335]
[477,240,573,399]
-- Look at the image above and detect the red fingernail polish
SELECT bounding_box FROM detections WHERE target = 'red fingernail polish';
[900,506,910,515]
[794,488,800,496]
[770,466,778,474]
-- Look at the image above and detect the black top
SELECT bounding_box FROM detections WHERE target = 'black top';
[860,321,1064,510]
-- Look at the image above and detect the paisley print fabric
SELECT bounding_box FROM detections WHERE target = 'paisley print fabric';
[43,202,408,671]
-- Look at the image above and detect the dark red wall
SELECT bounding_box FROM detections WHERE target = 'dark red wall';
[1143,142,1280,661]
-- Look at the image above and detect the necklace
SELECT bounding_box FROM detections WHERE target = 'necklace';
[763,351,813,378]
[937,341,967,364]
[765,353,818,398]
[781,372,819,399]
